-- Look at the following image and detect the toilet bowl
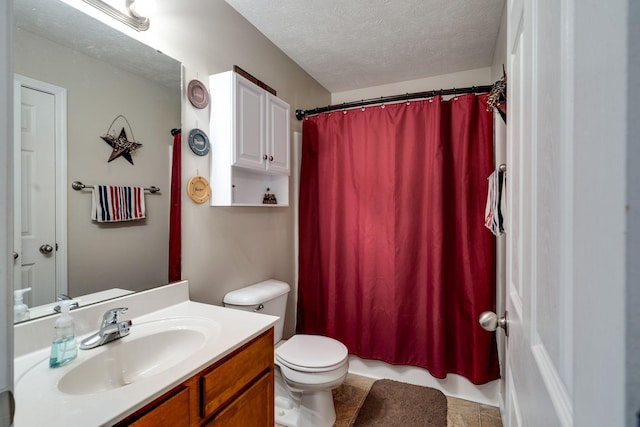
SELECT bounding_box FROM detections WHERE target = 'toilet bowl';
[274,334,348,426]
[223,280,349,427]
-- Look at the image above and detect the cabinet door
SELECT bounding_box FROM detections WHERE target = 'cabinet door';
[204,372,274,427]
[200,329,273,419]
[234,75,265,171]
[125,386,190,427]
[266,93,290,175]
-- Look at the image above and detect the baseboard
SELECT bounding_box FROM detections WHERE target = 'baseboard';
[347,355,501,406]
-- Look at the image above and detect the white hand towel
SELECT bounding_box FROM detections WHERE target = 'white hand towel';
[484,170,505,236]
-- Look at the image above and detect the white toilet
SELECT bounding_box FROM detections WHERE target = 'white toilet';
[223,279,349,427]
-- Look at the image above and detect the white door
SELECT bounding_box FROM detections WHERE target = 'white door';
[502,0,573,425]
[16,85,57,306]
[13,76,67,308]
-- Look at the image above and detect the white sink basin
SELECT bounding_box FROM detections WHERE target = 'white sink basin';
[57,317,219,395]
[13,293,279,427]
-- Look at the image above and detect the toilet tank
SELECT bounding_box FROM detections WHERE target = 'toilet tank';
[223,280,290,343]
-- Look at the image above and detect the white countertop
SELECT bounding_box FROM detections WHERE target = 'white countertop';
[13,282,278,426]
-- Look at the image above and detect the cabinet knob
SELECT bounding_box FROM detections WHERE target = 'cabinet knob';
[263,154,267,160]
[269,156,274,161]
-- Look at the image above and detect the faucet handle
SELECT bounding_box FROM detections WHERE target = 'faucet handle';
[102,307,128,325]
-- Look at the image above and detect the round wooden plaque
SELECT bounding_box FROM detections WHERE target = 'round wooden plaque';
[187,176,211,204]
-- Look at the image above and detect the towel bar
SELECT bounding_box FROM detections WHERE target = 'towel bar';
[72,181,160,193]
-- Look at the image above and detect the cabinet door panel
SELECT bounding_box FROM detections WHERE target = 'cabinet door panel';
[235,75,266,170]
[266,94,290,175]
[126,386,190,427]
[204,372,274,427]
[200,329,273,419]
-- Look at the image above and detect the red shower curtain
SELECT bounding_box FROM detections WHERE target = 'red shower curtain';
[298,95,500,385]
[168,130,181,283]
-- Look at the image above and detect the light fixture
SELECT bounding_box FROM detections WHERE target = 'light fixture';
[127,0,156,20]
[81,0,153,31]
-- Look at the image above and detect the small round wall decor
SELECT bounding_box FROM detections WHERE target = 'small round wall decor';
[187,176,211,204]
[188,128,210,156]
[187,79,209,109]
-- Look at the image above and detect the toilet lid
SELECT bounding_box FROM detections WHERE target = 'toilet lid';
[275,335,348,370]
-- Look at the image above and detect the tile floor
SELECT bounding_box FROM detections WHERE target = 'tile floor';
[277,373,503,427]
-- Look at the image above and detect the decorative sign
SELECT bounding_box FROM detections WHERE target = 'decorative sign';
[187,79,209,109]
[187,176,211,204]
[100,115,142,165]
[188,128,210,156]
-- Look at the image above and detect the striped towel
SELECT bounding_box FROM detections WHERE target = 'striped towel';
[91,186,146,222]
[484,169,506,235]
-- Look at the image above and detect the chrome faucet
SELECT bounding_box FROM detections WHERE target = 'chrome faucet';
[80,307,132,350]
[53,294,79,313]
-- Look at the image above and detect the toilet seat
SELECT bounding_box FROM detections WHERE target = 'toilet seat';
[275,334,348,373]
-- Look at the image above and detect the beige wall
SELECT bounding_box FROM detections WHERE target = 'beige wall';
[111,0,332,338]
[491,3,507,81]
[331,67,494,104]
[14,29,180,297]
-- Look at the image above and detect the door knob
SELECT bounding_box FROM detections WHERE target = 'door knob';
[39,244,54,254]
[479,311,508,336]
[13,251,19,260]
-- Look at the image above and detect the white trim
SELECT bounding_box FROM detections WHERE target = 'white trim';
[528,0,538,348]
[13,74,68,299]
[292,131,302,332]
[507,365,523,427]
[0,0,14,423]
[12,79,21,294]
[559,0,575,394]
[508,283,522,320]
[531,343,572,426]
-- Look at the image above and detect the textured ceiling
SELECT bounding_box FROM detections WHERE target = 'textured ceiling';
[14,0,181,89]
[225,0,505,92]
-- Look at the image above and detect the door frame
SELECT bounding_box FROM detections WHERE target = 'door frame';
[1,0,14,424]
[13,74,67,299]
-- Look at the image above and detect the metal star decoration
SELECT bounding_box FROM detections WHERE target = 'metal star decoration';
[101,127,143,165]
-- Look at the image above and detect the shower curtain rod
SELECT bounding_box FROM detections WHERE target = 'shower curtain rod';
[295,84,493,121]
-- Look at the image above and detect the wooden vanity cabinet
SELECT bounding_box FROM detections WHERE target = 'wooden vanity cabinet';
[114,328,274,427]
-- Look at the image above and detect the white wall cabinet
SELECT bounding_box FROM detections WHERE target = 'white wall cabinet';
[210,71,290,206]
[233,76,265,170]
[265,94,290,174]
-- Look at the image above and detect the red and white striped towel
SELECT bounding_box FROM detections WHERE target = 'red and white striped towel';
[91,186,146,222]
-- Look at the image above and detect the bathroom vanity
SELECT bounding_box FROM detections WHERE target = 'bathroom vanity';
[115,329,274,426]
[13,281,278,426]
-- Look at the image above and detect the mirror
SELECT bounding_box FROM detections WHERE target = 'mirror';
[13,0,181,322]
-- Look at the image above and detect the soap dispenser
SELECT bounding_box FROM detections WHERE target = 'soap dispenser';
[13,287,31,322]
[49,300,77,368]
